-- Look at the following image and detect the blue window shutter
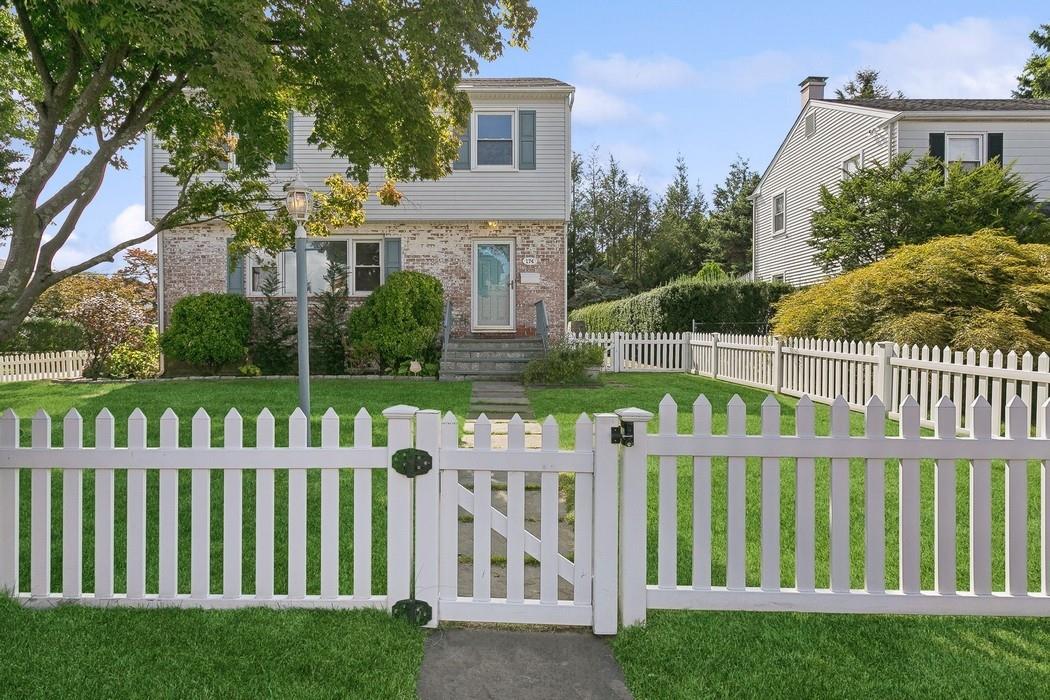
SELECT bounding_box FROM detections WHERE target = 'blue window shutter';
[383,238,402,281]
[226,239,245,294]
[276,111,294,169]
[929,132,945,160]
[453,118,471,170]
[987,133,1004,164]
[519,110,536,170]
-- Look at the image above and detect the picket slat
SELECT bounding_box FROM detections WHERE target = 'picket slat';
[692,396,712,590]
[30,411,51,598]
[657,396,678,589]
[473,415,492,603]
[353,408,373,600]
[94,410,115,599]
[320,408,340,600]
[288,409,308,600]
[223,410,243,599]
[255,410,275,599]
[829,398,851,593]
[795,397,816,592]
[934,398,957,595]
[726,396,746,590]
[62,410,83,599]
[970,397,992,596]
[540,416,560,604]
[158,410,178,598]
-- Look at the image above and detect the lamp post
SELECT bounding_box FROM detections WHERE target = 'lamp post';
[285,177,313,430]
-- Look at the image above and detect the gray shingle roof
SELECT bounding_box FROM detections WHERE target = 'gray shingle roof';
[825,98,1050,112]
[457,77,572,89]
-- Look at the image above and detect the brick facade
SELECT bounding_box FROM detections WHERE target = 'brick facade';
[160,220,566,337]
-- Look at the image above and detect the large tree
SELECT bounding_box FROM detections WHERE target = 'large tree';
[707,156,759,276]
[835,68,903,100]
[642,155,708,286]
[0,0,536,343]
[1015,23,1050,98]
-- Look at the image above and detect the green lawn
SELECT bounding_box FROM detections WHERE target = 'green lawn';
[0,597,423,699]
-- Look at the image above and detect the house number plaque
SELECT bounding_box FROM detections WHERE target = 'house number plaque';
[522,256,537,266]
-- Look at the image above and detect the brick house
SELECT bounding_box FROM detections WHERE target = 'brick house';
[148,78,574,339]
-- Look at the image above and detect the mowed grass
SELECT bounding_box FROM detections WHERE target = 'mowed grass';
[0,596,423,698]
[531,373,1050,699]
[0,378,471,596]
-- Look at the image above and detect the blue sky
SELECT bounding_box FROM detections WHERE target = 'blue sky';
[19,0,1049,273]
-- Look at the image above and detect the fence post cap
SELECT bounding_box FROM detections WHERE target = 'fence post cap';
[615,407,654,422]
[382,404,419,418]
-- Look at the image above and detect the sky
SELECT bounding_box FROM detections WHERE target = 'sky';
[13,0,1049,273]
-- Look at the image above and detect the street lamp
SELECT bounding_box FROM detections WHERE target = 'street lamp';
[286,177,313,429]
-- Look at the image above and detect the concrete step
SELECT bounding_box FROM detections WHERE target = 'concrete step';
[441,369,525,381]
[443,350,542,361]
[441,359,533,373]
[445,340,545,352]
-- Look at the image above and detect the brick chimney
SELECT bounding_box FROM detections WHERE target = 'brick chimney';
[799,76,827,107]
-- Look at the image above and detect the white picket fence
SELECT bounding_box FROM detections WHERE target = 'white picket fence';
[571,332,1050,436]
[2,397,1048,630]
[0,350,89,382]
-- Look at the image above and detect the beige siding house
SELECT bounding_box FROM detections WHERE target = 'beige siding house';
[148,78,574,337]
[751,77,1050,286]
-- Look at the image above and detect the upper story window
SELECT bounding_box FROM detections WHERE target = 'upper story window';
[475,112,514,167]
[842,152,863,177]
[804,113,816,138]
[772,192,786,235]
[274,112,294,170]
[946,133,983,172]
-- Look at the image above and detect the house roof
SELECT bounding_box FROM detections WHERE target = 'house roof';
[457,77,573,90]
[820,98,1050,112]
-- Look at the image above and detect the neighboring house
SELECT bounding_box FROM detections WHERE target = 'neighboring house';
[750,76,1050,286]
[147,77,574,337]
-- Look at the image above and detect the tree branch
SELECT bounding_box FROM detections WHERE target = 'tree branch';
[37,173,106,271]
[12,0,55,98]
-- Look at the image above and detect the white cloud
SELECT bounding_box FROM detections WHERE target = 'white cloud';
[108,203,152,245]
[850,18,1031,98]
[573,86,666,126]
[697,50,819,92]
[573,52,697,91]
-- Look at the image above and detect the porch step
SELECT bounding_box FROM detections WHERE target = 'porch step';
[440,359,531,374]
[440,336,545,382]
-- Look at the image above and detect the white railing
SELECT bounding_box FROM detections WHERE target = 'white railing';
[618,393,1050,623]
[572,331,1050,436]
[0,350,89,382]
[3,396,1048,629]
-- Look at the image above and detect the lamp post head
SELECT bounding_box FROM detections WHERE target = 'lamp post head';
[284,177,312,225]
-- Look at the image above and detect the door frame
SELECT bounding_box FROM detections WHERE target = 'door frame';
[471,238,516,332]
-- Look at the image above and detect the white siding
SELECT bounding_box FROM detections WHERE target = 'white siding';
[753,105,891,286]
[897,118,1050,200]
[148,93,571,223]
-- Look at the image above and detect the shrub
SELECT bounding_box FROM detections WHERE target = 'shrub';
[0,317,86,352]
[161,293,252,373]
[71,291,150,376]
[105,327,160,379]
[248,265,296,375]
[772,230,1050,352]
[522,341,605,385]
[346,271,443,372]
[569,279,792,333]
[311,261,349,374]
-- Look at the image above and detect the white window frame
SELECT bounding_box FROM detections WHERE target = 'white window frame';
[771,273,786,283]
[841,150,865,179]
[771,190,787,237]
[472,109,518,171]
[945,132,985,171]
[246,236,383,298]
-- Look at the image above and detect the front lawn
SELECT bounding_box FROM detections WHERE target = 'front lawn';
[0,597,423,698]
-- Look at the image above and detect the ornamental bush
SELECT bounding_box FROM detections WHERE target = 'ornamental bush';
[105,327,160,379]
[771,230,1050,352]
[0,317,86,352]
[346,271,443,372]
[522,341,605,385]
[161,293,253,373]
[569,278,792,333]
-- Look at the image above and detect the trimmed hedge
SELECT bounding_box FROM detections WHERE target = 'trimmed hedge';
[161,293,253,373]
[0,317,86,352]
[569,279,793,333]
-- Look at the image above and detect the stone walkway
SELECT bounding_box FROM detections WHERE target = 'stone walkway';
[467,381,535,420]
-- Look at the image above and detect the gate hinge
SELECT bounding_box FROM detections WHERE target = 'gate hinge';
[610,421,634,447]
[392,598,432,626]
[391,447,432,477]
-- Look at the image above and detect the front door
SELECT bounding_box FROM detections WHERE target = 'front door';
[473,241,514,331]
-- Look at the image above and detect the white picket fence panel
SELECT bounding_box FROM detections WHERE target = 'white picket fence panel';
[572,332,1050,436]
[619,393,1050,622]
[0,350,89,382]
[3,396,1049,630]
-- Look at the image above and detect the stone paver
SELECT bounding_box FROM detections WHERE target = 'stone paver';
[419,629,632,700]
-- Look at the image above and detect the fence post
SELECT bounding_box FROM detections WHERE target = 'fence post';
[384,404,418,612]
[710,333,720,380]
[682,332,693,374]
[612,332,623,372]
[592,413,620,635]
[771,336,783,393]
[616,406,654,627]
[64,351,75,378]
[873,341,895,408]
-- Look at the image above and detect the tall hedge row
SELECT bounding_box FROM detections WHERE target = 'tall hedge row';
[569,279,793,333]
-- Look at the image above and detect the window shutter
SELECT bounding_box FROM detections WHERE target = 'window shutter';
[987,133,1004,164]
[453,119,471,170]
[383,238,402,281]
[519,110,536,170]
[928,132,946,160]
[226,239,246,295]
[276,111,294,170]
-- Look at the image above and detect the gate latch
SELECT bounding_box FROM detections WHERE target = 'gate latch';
[391,448,432,477]
[392,598,432,626]
[610,421,634,447]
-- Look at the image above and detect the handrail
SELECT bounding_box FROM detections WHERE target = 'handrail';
[442,299,453,348]
[534,300,549,353]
